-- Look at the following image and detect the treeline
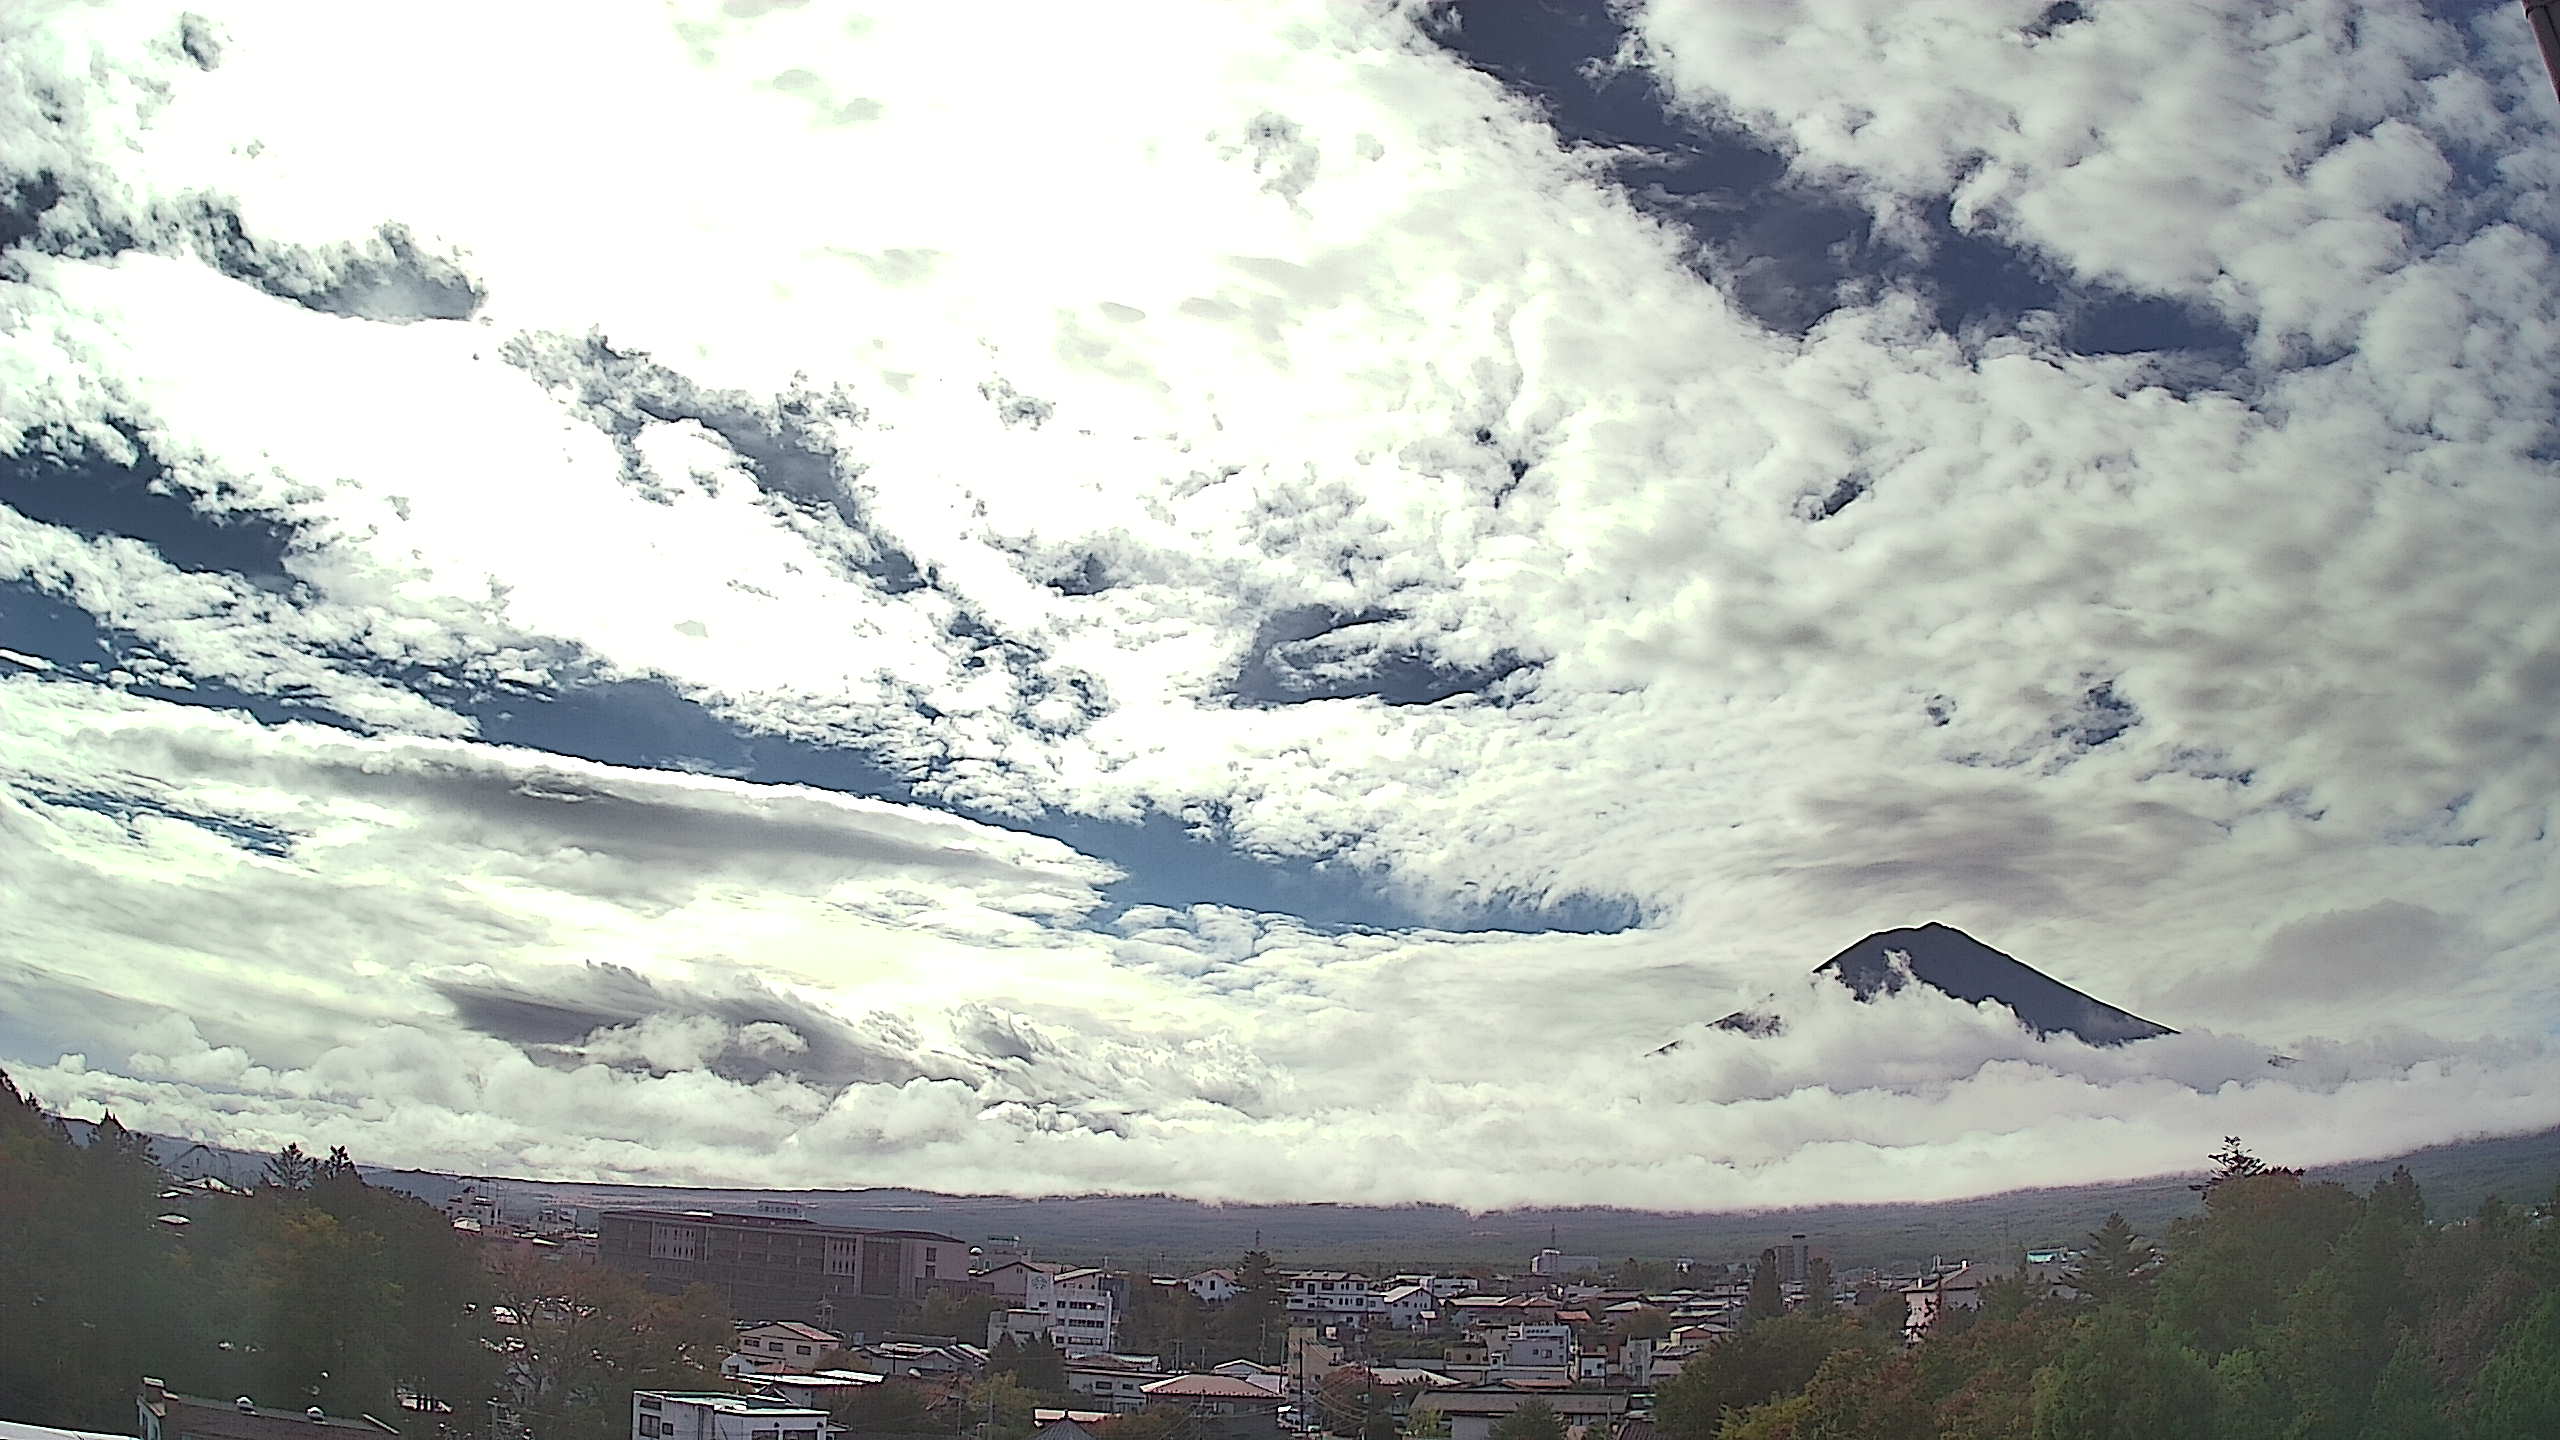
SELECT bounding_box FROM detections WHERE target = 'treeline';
[1657,1141,2560,1439]
[0,1068,729,1440]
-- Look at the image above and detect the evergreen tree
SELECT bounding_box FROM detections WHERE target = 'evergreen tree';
[2359,1336,2453,1440]
[1744,1250,1784,1324]
[264,1142,317,1191]
[1217,1250,1288,1363]
[1802,1256,1835,1313]
[2028,1308,2214,1440]
[2370,1165,2427,1228]
[2067,1214,2156,1307]
[2470,1293,2560,1440]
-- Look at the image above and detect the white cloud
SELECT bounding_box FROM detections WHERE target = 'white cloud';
[2,0,2556,1203]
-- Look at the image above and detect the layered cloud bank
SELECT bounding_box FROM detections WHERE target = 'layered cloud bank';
[3,0,2557,1206]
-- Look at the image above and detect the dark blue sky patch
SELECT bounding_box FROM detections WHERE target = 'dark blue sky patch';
[15,783,297,858]
[2057,678,2141,751]
[1424,0,2250,366]
[503,332,927,594]
[4,433,300,583]
[1232,603,1537,708]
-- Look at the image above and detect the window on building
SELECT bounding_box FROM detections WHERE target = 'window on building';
[825,1238,858,1277]
[650,1225,701,1261]
[639,1398,664,1411]
[638,1418,660,1437]
[752,1429,780,1440]
[795,1345,812,1356]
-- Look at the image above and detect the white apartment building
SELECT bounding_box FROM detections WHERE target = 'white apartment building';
[1377,1285,1437,1329]
[1285,1272,1383,1320]
[633,1392,833,1440]
[983,1263,1118,1355]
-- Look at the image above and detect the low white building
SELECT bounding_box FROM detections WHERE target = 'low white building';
[1902,1261,1995,1341]
[1529,1250,1601,1278]
[1065,1359,1175,1413]
[734,1323,843,1371]
[1418,1389,1628,1440]
[633,1392,833,1440]
[1186,1270,1239,1304]
[1377,1284,1438,1330]
[749,1375,884,1411]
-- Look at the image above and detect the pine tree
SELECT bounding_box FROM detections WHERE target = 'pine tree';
[2068,1213,2157,1306]
[1801,1256,1835,1313]
[1744,1251,1784,1324]
[264,1142,317,1191]
[2370,1165,2427,1228]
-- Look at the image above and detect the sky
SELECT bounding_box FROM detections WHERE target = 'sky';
[2,0,2558,1212]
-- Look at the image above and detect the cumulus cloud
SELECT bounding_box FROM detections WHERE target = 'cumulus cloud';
[1,0,2556,1203]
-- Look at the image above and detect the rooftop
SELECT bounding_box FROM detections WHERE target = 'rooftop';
[639,1394,827,1417]
[604,1208,961,1244]
[1142,1376,1290,1401]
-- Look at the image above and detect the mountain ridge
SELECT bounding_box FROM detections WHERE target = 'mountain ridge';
[1705,921,2175,1047]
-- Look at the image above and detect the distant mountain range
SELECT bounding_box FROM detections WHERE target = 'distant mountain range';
[65,1114,2560,1274]
[1689,921,2175,1048]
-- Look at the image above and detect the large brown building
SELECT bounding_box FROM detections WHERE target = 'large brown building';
[597,1208,964,1328]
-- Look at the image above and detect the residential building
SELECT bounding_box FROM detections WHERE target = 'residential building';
[735,1322,843,1371]
[1418,1389,1630,1440]
[747,1375,884,1411]
[1064,1358,1174,1413]
[1136,1376,1286,1440]
[1901,1261,1996,1341]
[1377,1283,1437,1329]
[599,1210,963,1330]
[1207,1361,1287,1393]
[631,1392,832,1440]
[1027,1420,1103,1440]
[981,1262,1118,1354]
[1529,1250,1600,1278]
[1185,1269,1239,1304]
[1485,1324,1574,1383]
[138,1382,397,1440]
[1285,1272,1383,1321]
[1768,1236,1812,1288]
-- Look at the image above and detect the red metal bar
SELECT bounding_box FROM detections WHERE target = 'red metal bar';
[2528,1,2560,105]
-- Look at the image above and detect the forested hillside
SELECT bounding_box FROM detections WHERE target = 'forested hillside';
[0,1068,729,1440]
[1655,1143,2560,1439]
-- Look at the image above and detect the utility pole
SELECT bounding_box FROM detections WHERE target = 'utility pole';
[2529,1,2560,104]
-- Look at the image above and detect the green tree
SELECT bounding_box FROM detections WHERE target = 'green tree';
[264,1141,318,1191]
[964,1374,1041,1440]
[2029,1308,2214,1440]
[1216,1250,1288,1363]
[1744,1250,1784,1325]
[1488,1399,1564,1440]
[1656,1313,1864,1440]
[1800,1257,1834,1314]
[2066,1214,2156,1307]
[489,1251,729,1440]
[1098,1407,1194,1440]
[2470,1292,2560,1440]
[2357,1336,2452,1440]
[2369,1165,2427,1228]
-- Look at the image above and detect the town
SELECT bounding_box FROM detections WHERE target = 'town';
[12,1079,2554,1440]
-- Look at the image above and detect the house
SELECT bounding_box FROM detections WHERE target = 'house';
[749,1374,885,1410]
[1028,1420,1104,1440]
[733,1322,844,1373]
[630,1394,833,1440]
[1378,1284,1438,1330]
[1901,1261,1997,1341]
[1208,1360,1288,1394]
[1185,1269,1239,1304]
[1417,1389,1631,1440]
[1064,1357,1175,1413]
[1486,1325,1573,1382]
[1136,1376,1287,1440]
[138,1382,398,1440]
[1285,1271,1383,1322]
